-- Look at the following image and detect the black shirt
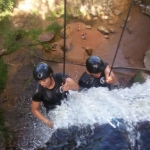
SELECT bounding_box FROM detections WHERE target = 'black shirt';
[78,63,111,90]
[32,73,69,110]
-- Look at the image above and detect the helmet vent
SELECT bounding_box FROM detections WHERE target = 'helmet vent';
[43,66,46,69]
[37,73,42,78]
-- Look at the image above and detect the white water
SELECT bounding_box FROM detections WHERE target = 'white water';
[32,78,150,149]
[51,78,150,129]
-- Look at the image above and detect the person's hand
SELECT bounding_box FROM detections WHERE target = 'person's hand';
[61,82,69,92]
[46,120,54,128]
[105,76,113,84]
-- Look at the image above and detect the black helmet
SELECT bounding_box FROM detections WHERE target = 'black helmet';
[33,62,53,81]
[86,56,105,73]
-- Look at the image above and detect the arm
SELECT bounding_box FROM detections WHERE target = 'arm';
[31,101,54,128]
[61,77,79,91]
[104,66,119,85]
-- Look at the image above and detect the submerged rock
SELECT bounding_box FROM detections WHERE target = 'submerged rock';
[45,121,130,150]
[135,121,150,149]
[43,120,150,150]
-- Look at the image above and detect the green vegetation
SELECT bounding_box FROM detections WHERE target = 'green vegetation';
[45,21,63,33]
[0,58,7,91]
[61,11,72,22]
[132,72,146,84]
[27,28,42,41]
[41,43,51,51]
[0,0,14,21]
[0,6,64,53]
[0,16,11,35]
[3,29,27,54]
[46,11,58,21]
[76,9,82,17]
[2,26,57,53]
[3,28,43,53]
[2,23,63,53]
[30,9,39,16]
[0,109,9,148]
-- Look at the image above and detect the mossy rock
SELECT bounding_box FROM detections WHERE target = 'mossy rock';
[129,71,150,87]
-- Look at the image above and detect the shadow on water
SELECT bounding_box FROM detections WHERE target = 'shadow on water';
[44,121,150,150]
[45,122,129,150]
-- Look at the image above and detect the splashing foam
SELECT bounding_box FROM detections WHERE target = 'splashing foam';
[49,78,150,129]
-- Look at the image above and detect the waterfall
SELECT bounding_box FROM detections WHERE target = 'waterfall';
[30,78,150,149]
[51,78,150,128]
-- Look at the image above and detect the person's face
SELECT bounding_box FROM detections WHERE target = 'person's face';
[90,72,101,78]
[38,77,51,88]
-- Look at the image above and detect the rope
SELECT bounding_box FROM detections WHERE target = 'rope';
[63,0,67,80]
[62,0,67,99]
[109,0,134,76]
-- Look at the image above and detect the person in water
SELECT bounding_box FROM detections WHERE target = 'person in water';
[32,62,79,128]
[78,56,119,90]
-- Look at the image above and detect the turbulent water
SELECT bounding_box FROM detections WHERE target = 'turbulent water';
[30,78,150,150]
[51,78,150,127]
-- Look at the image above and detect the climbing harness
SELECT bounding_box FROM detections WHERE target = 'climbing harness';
[109,0,134,76]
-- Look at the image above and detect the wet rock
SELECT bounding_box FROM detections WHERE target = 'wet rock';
[85,25,92,29]
[139,4,146,10]
[45,122,130,150]
[2,94,8,102]
[126,27,133,34]
[143,6,150,16]
[60,26,71,38]
[104,35,109,39]
[128,71,150,87]
[72,11,79,18]
[114,9,122,16]
[120,24,125,28]
[46,125,92,150]
[108,19,117,25]
[51,43,57,50]
[144,49,150,68]
[0,49,7,56]
[38,32,55,42]
[108,28,116,34]
[124,16,131,23]
[135,0,142,5]
[83,47,93,56]
[136,121,150,149]
[97,26,110,35]
[89,123,129,150]
[93,17,98,20]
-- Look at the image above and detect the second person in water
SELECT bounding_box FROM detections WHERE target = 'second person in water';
[78,56,119,90]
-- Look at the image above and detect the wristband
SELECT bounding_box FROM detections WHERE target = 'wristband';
[60,86,63,93]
